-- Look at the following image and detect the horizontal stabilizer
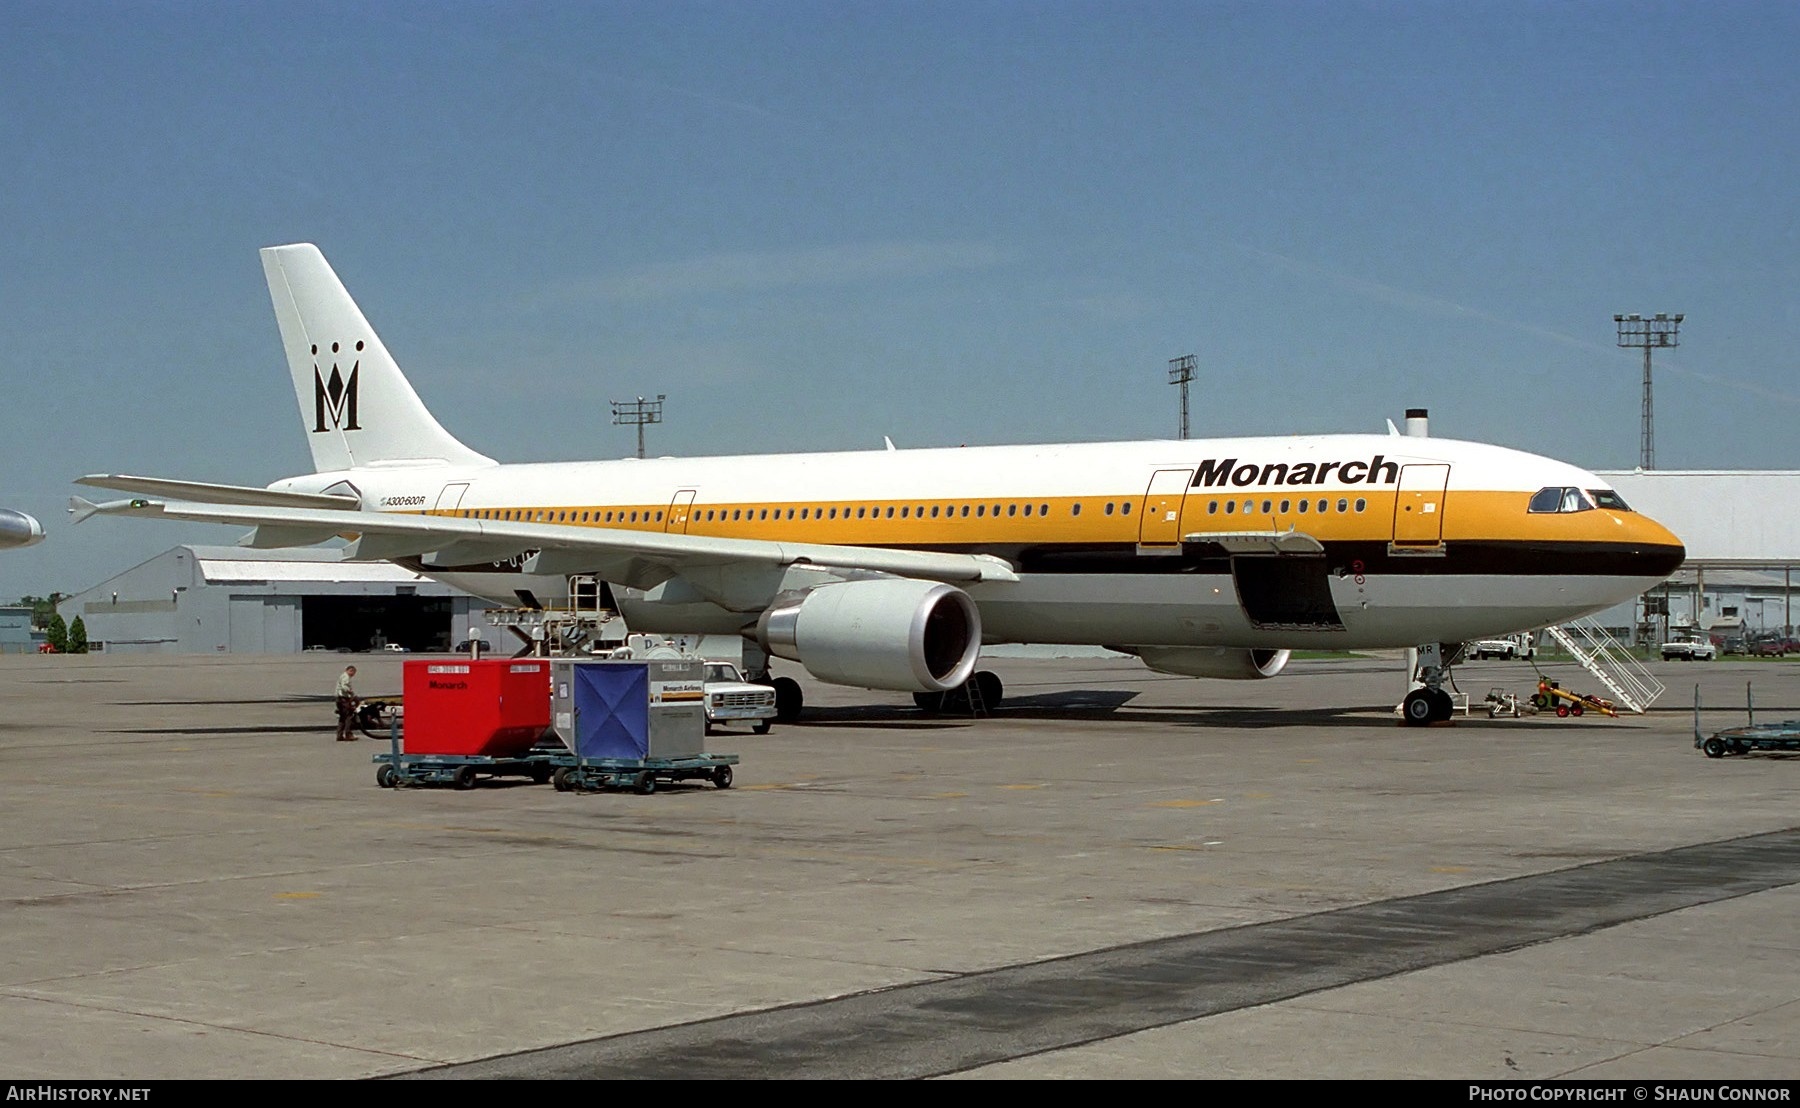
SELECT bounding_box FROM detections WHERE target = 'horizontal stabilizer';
[67,496,103,524]
[77,474,360,510]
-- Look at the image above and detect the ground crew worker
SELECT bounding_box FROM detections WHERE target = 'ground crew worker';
[335,665,359,741]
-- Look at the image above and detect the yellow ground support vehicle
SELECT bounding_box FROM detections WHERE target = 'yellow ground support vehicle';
[1530,678,1617,718]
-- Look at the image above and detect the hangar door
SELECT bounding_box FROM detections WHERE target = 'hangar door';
[300,595,454,652]
[228,597,301,654]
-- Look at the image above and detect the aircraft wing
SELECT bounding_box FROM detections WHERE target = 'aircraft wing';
[68,496,1020,596]
[77,474,360,510]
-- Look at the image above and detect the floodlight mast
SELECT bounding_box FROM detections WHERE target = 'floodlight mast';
[1614,313,1682,470]
[1168,354,1196,440]
[610,394,666,459]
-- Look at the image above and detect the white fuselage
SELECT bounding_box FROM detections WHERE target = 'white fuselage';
[274,433,1686,651]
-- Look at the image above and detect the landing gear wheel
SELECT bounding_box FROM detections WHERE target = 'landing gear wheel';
[452,765,478,790]
[1402,689,1435,727]
[712,765,733,789]
[1703,737,1726,758]
[753,719,771,735]
[772,677,804,723]
[552,767,572,792]
[974,670,1003,710]
[375,763,398,789]
[634,770,657,795]
[1428,688,1455,722]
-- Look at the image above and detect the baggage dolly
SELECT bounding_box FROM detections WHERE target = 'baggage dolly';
[1694,682,1800,758]
[549,753,740,795]
[371,722,557,789]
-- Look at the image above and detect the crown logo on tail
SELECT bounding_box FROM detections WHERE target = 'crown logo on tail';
[311,340,363,432]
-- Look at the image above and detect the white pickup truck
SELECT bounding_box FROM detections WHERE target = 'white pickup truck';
[702,662,777,734]
[1660,632,1717,661]
[1469,633,1535,660]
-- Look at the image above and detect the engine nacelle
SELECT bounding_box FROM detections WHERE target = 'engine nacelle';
[756,579,980,693]
[1129,645,1291,680]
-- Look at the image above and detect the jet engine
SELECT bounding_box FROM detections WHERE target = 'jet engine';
[755,578,980,693]
[1127,645,1291,680]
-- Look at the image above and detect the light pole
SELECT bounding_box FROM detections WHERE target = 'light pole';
[1614,313,1682,470]
[610,394,665,459]
[1168,354,1196,440]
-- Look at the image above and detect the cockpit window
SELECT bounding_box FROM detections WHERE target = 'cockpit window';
[1589,489,1632,511]
[1529,486,1596,514]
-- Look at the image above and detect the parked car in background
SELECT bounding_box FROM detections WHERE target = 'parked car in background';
[1661,630,1717,661]
[1751,637,1789,658]
[453,639,491,656]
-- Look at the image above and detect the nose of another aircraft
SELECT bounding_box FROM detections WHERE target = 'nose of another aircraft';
[0,509,44,549]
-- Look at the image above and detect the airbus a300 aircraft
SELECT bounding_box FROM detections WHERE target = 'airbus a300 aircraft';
[73,244,1685,725]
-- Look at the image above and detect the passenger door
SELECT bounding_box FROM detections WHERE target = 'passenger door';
[666,490,697,534]
[1138,468,1194,548]
[432,482,469,514]
[1391,464,1450,549]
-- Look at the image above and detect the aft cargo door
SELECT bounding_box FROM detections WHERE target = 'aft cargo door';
[1138,468,1193,548]
[1392,464,1449,549]
[666,490,697,534]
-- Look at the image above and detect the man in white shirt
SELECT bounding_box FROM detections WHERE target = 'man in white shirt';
[335,665,358,741]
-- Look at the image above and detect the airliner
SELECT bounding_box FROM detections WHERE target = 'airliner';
[0,510,44,549]
[72,244,1685,726]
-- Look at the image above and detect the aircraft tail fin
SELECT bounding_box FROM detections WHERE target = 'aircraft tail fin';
[260,244,494,473]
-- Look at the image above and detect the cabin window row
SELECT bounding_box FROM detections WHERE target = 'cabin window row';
[1204,498,1368,516]
[450,501,1149,523]
[457,508,667,523]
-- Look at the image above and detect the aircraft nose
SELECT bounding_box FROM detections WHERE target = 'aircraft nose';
[0,510,44,549]
[1626,511,1685,579]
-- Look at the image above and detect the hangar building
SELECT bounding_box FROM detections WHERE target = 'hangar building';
[57,546,494,655]
[1594,470,1800,643]
[0,606,39,654]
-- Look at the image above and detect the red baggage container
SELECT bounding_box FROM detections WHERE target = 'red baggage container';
[403,659,551,757]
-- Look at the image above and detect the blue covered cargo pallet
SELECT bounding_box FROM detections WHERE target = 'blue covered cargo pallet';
[549,660,737,794]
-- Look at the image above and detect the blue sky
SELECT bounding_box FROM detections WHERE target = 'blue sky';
[5,1,1799,599]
